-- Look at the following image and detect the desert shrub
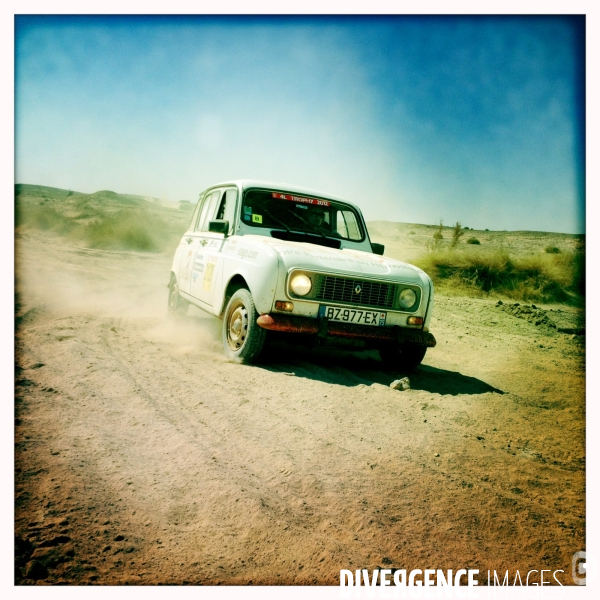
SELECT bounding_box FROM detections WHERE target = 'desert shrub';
[545,245,561,254]
[432,221,444,248]
[409,230,416,235]
[415,248,584,304]
[81,210,170,252]
[467,237,481,245]
[563,248,585,296]
[451,222,464,248]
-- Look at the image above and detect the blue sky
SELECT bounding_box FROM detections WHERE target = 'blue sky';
[15,15,585,233]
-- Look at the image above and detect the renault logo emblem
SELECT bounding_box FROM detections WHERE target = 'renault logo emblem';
[354,284,362,294]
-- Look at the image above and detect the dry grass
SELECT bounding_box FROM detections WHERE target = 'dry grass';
[414,248,584,304]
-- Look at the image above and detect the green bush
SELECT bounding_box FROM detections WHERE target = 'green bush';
[415,248,584,304]
[467,237,481,245]
[545,245,561,254]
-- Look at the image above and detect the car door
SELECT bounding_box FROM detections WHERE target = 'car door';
[180,189,221,305]
[187,187,238,307]
[178,192,207,297]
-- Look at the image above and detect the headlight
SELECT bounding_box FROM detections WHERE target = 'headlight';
[290,274,312,296]
[398,288,417,309]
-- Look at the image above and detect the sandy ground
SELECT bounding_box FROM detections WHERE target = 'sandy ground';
[15,230,585,585]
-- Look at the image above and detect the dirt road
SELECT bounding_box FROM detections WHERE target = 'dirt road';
[15,231,585,585]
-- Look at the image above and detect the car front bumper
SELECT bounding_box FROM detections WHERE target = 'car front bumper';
[256,314,436,346]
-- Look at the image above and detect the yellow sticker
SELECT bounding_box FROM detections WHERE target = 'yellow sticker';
[252,214,263,223]
[202,259,217,291]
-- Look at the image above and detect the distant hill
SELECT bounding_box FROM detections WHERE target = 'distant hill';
[14,183,175,206]
[15,183,194,253]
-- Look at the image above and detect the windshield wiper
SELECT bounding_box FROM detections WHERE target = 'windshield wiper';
[305,227,328,239]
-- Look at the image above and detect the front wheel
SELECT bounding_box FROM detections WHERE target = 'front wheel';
[379,343,427,371]
[222,289,266,363]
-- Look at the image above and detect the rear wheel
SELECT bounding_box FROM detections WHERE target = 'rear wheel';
[222,289,266,363]
[167,277,188,317]
[379,343,427,370]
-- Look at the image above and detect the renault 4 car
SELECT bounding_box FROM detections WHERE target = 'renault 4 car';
[168,180,436,366]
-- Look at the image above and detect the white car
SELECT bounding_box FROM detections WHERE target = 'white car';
[168,180,436,366]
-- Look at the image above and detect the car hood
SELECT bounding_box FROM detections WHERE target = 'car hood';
[249,235,427,286]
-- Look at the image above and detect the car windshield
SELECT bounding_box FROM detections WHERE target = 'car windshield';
[241,190,364,241]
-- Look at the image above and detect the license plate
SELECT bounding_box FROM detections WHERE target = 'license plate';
[318,305,387,326]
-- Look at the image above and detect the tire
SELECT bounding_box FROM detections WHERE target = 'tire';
[379,343,427,371]
[222,288,266,363]
[167,277,188,317]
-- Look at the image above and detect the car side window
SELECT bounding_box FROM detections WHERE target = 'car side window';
[336,211,349,238]
[189,194,204,231]
[195,192,214,232]
[198,190,222,232]
[215,189,238,233]
[336,209,361,240]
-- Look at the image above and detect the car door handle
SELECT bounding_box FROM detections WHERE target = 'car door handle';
[186,238,193,244]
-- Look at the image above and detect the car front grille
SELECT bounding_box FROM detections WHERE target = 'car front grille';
[314,275,395,309]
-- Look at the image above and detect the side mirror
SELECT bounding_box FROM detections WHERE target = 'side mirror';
[208,219,230,235]
[371,242,384,256]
